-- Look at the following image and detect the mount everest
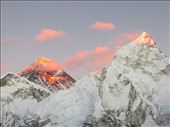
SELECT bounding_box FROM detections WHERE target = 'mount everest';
[19,57,76,92]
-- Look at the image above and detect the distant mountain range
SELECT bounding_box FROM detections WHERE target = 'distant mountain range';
[1,32,170,127]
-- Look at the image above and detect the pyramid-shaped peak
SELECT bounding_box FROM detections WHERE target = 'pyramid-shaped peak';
[19,57,63,76]
[19,57,75,92]
[134,32,156,45]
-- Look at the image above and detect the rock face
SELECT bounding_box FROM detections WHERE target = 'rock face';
[1,32,170,127]
[19,57,76,92]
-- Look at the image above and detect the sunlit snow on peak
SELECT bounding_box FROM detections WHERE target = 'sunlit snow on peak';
[35,57,51,64]
[19,57,63,76]
[134,32,156,46]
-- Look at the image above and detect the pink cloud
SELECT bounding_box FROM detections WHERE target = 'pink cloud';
[62,31,140,73]
[63,46,113,72]
[36,28,67,42]
[90,21,116,30]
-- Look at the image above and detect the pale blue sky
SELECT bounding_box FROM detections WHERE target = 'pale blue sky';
[1,1,169,78]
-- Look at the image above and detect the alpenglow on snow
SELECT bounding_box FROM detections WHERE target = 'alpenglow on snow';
[19,57,76,92]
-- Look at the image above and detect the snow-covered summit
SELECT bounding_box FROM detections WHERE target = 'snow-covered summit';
[115,32,167,74]
[95,31,170,126]
[134,32,156,46]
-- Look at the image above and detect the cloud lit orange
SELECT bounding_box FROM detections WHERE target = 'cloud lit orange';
[63,46,113,72]
[90,21,116,30]
[36,28,66,42]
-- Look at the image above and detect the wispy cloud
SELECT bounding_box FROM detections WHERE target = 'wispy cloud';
[63,46,113,72]
[90,21,116,30]
[62,31,140,73]
[36,28,67,42]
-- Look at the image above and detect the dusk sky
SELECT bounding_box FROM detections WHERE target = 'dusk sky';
[1,1,170,79]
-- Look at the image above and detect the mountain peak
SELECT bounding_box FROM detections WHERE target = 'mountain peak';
[134,32,156,45]
[19,57,63,76]
[19,57,76,92]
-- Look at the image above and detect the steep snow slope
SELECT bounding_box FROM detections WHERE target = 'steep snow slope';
[100,32,168,109]
[91,32,170,126]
